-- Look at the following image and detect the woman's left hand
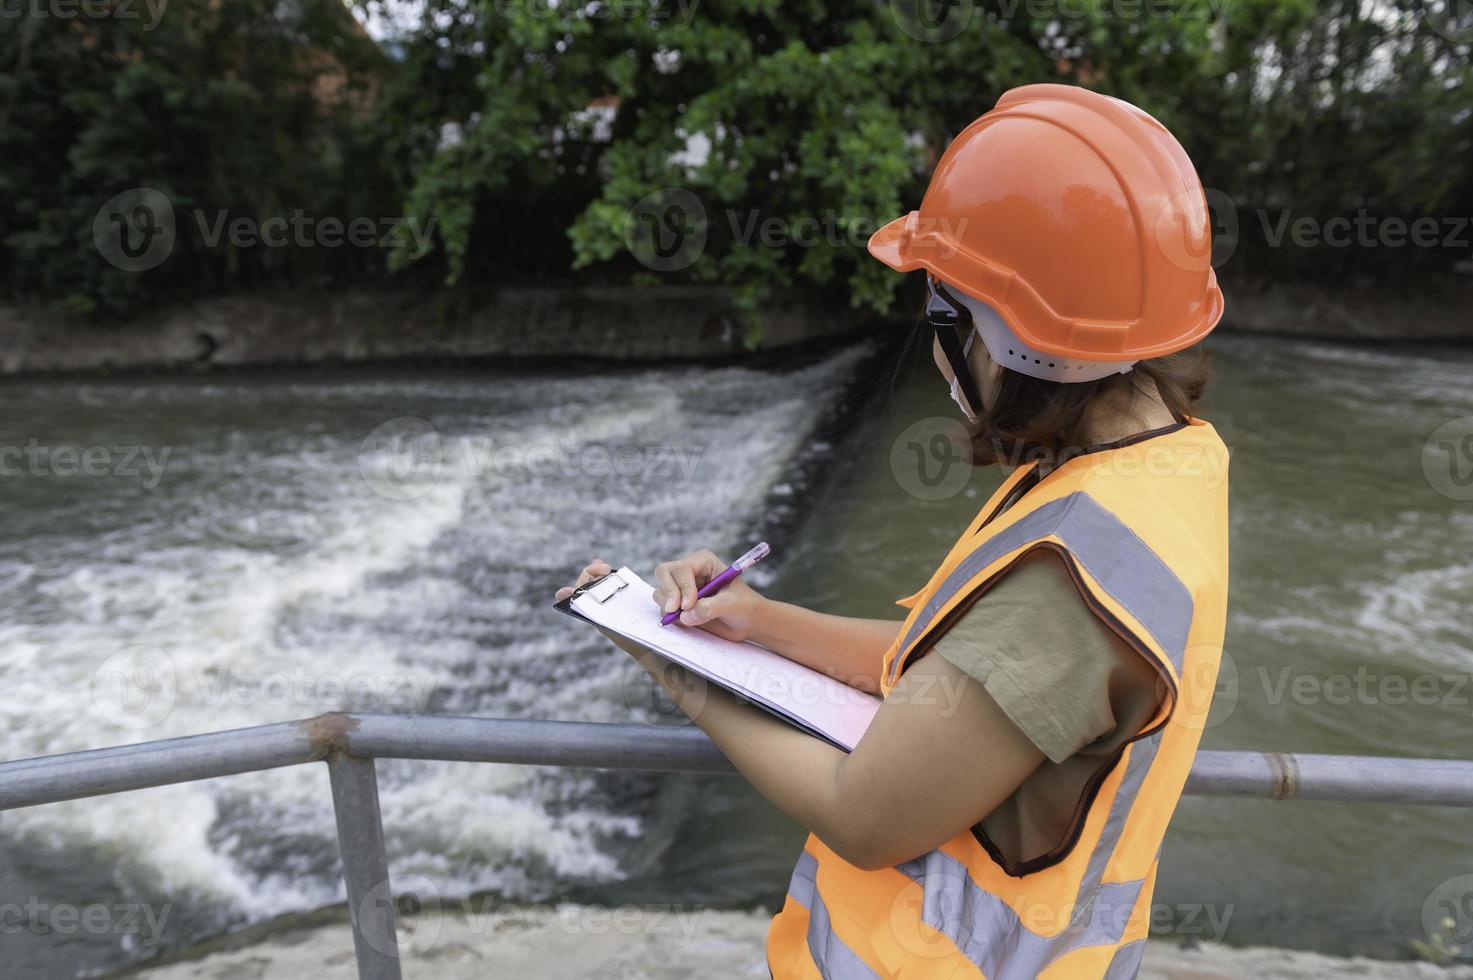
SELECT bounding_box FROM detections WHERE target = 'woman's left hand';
[555,559,655,660]
[554,558,613,603]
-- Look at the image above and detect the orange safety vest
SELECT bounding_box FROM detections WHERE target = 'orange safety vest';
[767,419,1230,979]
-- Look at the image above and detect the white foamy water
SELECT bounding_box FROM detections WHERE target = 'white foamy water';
[0,349,868,941]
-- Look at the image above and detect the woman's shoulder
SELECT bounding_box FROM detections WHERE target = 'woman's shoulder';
[929,549,1159,763]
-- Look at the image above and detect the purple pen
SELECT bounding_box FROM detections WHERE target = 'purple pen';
[661,542,771,626]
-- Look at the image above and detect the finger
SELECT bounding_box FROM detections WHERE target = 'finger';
[680,600,740,640]
[555,586,574,601]
[571,560,612,593]
[679,593,730,626]
[653,563,681,614]
[578,559,610,581]
[688,550,726,583]
[669,561,699,610]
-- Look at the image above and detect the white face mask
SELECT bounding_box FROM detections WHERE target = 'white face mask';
[948,329,979,423]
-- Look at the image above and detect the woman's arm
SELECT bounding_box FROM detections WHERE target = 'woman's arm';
[558,559,1045,867]
[605,625,1044,870]
[745,600,899,694]
[651,550,901,694]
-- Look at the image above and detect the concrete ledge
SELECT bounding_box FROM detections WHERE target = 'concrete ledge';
[1221,278,1473,343]
[0,286,891,375]
[3,277,1468,377]
[115,904,1473,980]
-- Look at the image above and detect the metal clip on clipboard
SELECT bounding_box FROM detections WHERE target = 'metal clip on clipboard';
[572,570,629,604]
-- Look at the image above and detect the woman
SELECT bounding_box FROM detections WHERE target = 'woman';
[557,84,1229,979]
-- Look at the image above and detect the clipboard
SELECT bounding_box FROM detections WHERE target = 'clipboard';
[556,567,880,752]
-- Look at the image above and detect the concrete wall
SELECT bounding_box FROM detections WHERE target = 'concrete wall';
[0,286,888,375]
[2,278,1467,375]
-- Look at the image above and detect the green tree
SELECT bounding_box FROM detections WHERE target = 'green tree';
[0,0,395,317]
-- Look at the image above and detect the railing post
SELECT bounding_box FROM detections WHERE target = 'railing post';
[328,753,404,980]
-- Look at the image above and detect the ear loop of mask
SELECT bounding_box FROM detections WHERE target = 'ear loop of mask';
[928,279,985,421]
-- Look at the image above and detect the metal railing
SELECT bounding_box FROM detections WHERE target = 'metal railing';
[4,712,1473,980]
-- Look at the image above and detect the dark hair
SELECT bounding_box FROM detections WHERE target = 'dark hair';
[967,347,1212,468]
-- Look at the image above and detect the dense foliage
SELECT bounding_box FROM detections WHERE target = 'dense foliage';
[2,0,1469,321]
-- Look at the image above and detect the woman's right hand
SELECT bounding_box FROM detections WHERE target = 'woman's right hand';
[653,549,767,642]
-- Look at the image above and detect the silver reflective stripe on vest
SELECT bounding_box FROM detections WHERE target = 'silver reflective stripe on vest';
[1104,939,1147,979]
[786,850,882,980]
[788,848,820,908]
[891,492,1193,685]
[893,732,1162,978]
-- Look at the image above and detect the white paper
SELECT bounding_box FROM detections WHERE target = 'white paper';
[571,567,881,751]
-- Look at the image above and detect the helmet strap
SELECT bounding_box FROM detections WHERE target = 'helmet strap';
[928,279,986,418]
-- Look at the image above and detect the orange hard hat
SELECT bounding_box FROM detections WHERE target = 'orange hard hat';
[870,84,1223,373]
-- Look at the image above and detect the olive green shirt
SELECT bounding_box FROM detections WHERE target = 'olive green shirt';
[930,548,1163,872]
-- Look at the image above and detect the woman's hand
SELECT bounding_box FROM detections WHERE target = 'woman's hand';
[553,551,767,642]
[554,558,613,603]
[652,549,766,642]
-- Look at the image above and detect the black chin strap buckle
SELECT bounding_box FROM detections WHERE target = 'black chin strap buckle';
[926,277,986,417]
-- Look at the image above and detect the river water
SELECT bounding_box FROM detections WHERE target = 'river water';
[1,335,1470,977]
